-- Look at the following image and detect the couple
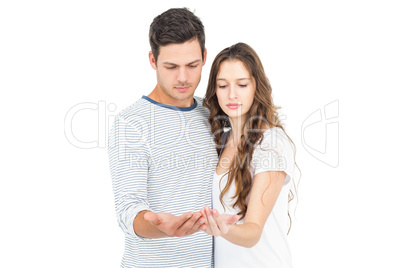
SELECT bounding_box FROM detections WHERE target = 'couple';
[108,8,295,268]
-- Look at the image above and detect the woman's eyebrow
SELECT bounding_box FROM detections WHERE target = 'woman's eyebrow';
[216,77,251,81]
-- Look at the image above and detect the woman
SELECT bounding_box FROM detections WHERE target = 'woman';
[202,43,296,267]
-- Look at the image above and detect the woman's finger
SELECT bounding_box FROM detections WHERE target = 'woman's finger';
[212,209,229,234]
[205,206,221,236]
[201,208,212,235]
[213,210,238,235]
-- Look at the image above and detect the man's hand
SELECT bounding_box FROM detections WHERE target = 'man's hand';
[142,211,206,237]
[201,206,239,236]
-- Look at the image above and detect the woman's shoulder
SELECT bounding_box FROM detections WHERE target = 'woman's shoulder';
[252,127,296,181]
[258,127,292,149]
[253,127,295,164]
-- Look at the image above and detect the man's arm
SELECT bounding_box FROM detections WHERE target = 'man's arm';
[109,117,206,239]
[108,117,151,239]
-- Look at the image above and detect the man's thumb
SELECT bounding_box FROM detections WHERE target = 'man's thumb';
[144,212,160,225]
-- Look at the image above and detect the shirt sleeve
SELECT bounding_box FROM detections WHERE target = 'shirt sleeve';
[108,116,152,239]
[252,128,295,186]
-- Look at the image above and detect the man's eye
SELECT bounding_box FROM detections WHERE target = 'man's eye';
[189,65,198,68]
[166,66,176,69]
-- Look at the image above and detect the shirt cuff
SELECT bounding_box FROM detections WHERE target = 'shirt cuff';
[119,204,154,240]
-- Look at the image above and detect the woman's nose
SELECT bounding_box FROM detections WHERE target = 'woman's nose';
[228,87,237,100]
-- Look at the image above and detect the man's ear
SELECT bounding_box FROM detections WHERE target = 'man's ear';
[149,51,157,70]
[202,48,207,66]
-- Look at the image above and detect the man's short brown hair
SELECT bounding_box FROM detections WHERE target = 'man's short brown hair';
[149,8,205,63]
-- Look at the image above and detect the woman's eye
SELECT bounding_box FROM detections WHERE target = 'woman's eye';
[239,84,248,88]
[218,85,227,89]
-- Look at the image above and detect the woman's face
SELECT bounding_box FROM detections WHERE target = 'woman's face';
[215,60,256,120]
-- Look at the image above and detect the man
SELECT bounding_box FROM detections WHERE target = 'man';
[108,8,234,267]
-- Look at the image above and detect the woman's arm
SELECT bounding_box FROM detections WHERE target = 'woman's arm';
[202,170,287,248]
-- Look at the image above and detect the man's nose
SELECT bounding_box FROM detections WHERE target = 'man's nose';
[177,68,188,83]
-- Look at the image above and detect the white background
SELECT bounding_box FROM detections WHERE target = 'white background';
[1,0,401,267]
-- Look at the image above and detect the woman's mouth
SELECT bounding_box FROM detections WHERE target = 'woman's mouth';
[226,103,242,109]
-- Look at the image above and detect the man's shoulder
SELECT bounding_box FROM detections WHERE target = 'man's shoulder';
[194,96,204,106]
[194,96,210,118]
[114,97,150,124]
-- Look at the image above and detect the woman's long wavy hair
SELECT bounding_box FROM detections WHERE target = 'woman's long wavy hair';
[203,43,297,227]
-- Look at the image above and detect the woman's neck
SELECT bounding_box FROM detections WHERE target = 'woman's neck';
[228,116,272,147]
[228,117,244,146]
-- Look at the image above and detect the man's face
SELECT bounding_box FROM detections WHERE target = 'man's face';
[149,39,206,107]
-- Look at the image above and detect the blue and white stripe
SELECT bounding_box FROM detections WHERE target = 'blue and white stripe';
[108,96,218,268]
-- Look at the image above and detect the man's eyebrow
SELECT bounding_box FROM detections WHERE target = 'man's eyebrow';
[162,59,202,65]
[187,59,202,65]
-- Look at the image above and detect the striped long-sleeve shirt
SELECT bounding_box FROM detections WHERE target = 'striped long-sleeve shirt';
[108,96,218,267]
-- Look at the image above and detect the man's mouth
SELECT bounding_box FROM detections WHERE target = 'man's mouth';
[174,86,191,92]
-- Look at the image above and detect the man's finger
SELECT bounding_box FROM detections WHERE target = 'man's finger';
[188,213,206,234]
[174,212,192,229]
[199,223,207,232]
[177,212,201,234]
[200,210,208,225]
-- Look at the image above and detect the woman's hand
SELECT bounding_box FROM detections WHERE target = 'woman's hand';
[201,206,239,236]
